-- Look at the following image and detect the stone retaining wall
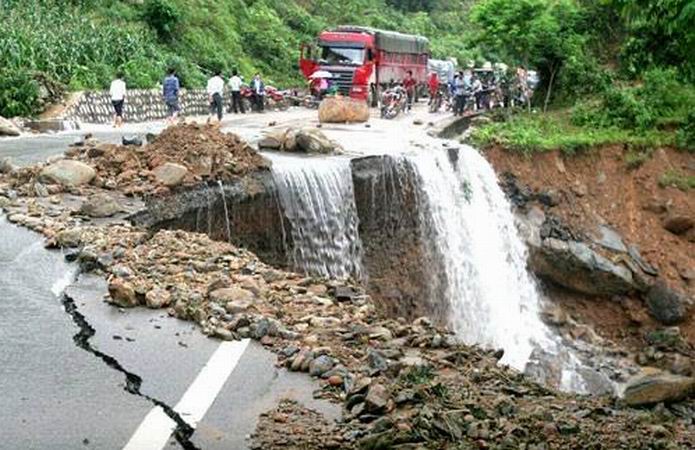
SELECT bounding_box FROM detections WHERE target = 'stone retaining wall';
[62,89,211,124]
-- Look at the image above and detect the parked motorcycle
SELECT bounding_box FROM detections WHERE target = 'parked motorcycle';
[380,86,407,119]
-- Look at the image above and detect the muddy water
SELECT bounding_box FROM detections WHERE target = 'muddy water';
[269,154,364,280]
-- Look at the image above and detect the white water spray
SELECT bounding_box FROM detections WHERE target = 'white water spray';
[404,146,551,370]
[271,156,364,279]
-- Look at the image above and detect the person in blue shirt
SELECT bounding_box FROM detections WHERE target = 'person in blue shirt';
[163,68,181,124]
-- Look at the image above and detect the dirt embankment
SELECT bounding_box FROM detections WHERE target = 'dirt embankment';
[486,145,694,345]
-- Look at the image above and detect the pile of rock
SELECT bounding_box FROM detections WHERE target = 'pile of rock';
[2,132,694,449]
[2,123,270,198]
[258,127,344,154]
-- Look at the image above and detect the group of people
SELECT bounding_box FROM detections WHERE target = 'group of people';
[108,68,268,127]
[427,66,535,116]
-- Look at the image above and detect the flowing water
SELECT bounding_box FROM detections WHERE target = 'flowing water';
[403,147,551,370]
[271,156,364,280]
[217,180,232,243]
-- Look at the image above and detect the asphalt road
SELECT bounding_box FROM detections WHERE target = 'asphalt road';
[0,108,431,449]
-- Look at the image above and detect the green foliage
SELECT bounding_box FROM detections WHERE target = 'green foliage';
[658,170,695,191]
[469,112,674,156]
[471,0,607,106]
[0,69,40,117]
[142,0,181,41]
[571,68,695,132]
[614,0,695,81]
[676,111,695,152]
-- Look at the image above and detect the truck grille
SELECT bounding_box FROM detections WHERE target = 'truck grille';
[325,68,355,95]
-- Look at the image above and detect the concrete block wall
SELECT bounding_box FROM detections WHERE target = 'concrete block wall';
[62,89,211,124]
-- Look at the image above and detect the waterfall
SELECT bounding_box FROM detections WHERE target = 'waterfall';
[403,146,552,371]
[271,156,364,280]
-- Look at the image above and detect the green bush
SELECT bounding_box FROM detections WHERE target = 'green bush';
[676,111,695,152]
[142,0,181,41]
[0,69,40,117]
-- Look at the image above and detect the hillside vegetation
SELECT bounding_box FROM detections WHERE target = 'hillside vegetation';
[0,0,479,116]
[1,0,693,150]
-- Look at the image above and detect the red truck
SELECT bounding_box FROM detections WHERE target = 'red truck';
[299,26,430,105]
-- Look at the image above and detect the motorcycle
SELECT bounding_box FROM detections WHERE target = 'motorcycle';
[238,84,289,111]
[380,86,407,119]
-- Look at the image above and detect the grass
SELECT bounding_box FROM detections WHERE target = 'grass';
[468,111,676,157]
[659,170,695,191]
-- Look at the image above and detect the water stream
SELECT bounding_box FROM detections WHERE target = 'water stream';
[403,147,550,370]
[271,156,364,280]
[216,180,232,243]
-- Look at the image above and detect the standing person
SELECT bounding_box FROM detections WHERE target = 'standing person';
[250,73,265,112]
[403,70,416,112]
[163,68,181,124]
[454,72,466,116]
[471,74,484,111]
[206,69,224,123]
[427,71,440,105]
[109,71,126,128]
[228,69,244,114]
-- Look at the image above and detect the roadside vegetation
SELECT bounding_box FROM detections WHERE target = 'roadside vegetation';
[467,0,694,157]
[1,0,693,163]
[0,0,480,117]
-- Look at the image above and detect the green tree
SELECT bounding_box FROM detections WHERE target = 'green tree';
[471,0,590,111]
[613,0,695,80]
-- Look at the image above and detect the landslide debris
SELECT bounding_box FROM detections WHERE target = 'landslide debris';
[1,128,693,449]
[4,123,270,197]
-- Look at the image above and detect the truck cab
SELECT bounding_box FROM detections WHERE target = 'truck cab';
[300,26,429,105]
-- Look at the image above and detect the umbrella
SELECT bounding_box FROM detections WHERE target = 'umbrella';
[310,70,333,79]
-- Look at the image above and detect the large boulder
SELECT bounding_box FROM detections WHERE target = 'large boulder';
[295,129,341,154]
[152,162,188,187]
[623,369,695,406]
[645,281,688,325]
[0,116,21,136]
[318,96,369,123]
[39,160,96,187]
[258,128,342,154]
[78,193,123,218]
[529,238,637,296]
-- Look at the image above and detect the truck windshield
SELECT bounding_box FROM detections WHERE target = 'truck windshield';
[320,46,365,66]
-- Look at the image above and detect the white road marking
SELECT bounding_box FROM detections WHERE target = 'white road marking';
[123,339,250,450]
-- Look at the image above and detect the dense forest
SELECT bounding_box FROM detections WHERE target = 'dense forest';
[1,0,693,152]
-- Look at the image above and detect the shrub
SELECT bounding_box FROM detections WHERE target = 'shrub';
[0,69,40,117]
[142,0,180,41]
[659,170,695,191]
[676,111,695,152]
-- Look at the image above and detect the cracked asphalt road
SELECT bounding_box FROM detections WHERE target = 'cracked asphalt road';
[0,213,338,450]
[0,112,343,450]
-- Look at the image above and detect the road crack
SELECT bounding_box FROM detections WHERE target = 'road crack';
[61,290,200,450]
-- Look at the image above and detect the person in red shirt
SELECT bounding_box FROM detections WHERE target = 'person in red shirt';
[403,70,417,111]
[427,72,440,104]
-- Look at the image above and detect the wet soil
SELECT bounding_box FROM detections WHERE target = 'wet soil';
[486,145,695,345]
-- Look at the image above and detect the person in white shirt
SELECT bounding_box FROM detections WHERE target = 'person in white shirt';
[206,69,225,123]
[109,72,126,128]
[228,69,245,114]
